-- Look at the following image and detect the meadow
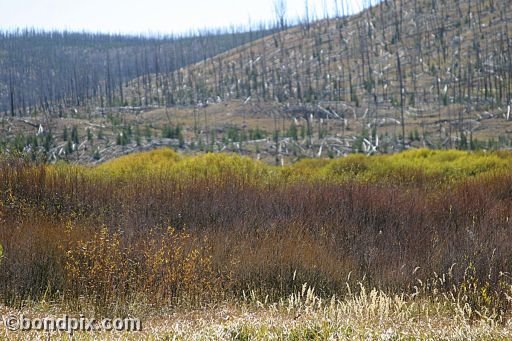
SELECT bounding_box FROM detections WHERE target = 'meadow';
[1,148,512,338]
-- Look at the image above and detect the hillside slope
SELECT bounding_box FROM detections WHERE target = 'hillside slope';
[0,28,275,115]
[124,0,511,151]
[1,0,512,164]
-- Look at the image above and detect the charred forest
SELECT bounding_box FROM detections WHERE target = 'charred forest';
[0,0,511,163]
[0,27,276,115]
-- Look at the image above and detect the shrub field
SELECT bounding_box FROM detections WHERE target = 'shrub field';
[1,149,512,338]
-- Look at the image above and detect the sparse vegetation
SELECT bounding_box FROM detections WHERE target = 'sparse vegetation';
[1,0,511,164]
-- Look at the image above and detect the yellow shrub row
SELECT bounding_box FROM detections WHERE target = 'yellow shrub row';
[58,148,512,186]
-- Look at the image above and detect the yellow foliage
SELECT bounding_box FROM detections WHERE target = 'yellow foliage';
[93,148,181,178]
[47,148,512,186]
[169,152,275,184]
[289,149,512,185]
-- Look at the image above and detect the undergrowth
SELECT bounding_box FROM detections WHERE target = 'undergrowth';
[0,148,511,322]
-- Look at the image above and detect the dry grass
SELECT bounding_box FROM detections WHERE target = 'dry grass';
[2,283,511,340]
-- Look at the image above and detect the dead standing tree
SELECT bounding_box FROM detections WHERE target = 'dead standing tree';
[396,51,406,151]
